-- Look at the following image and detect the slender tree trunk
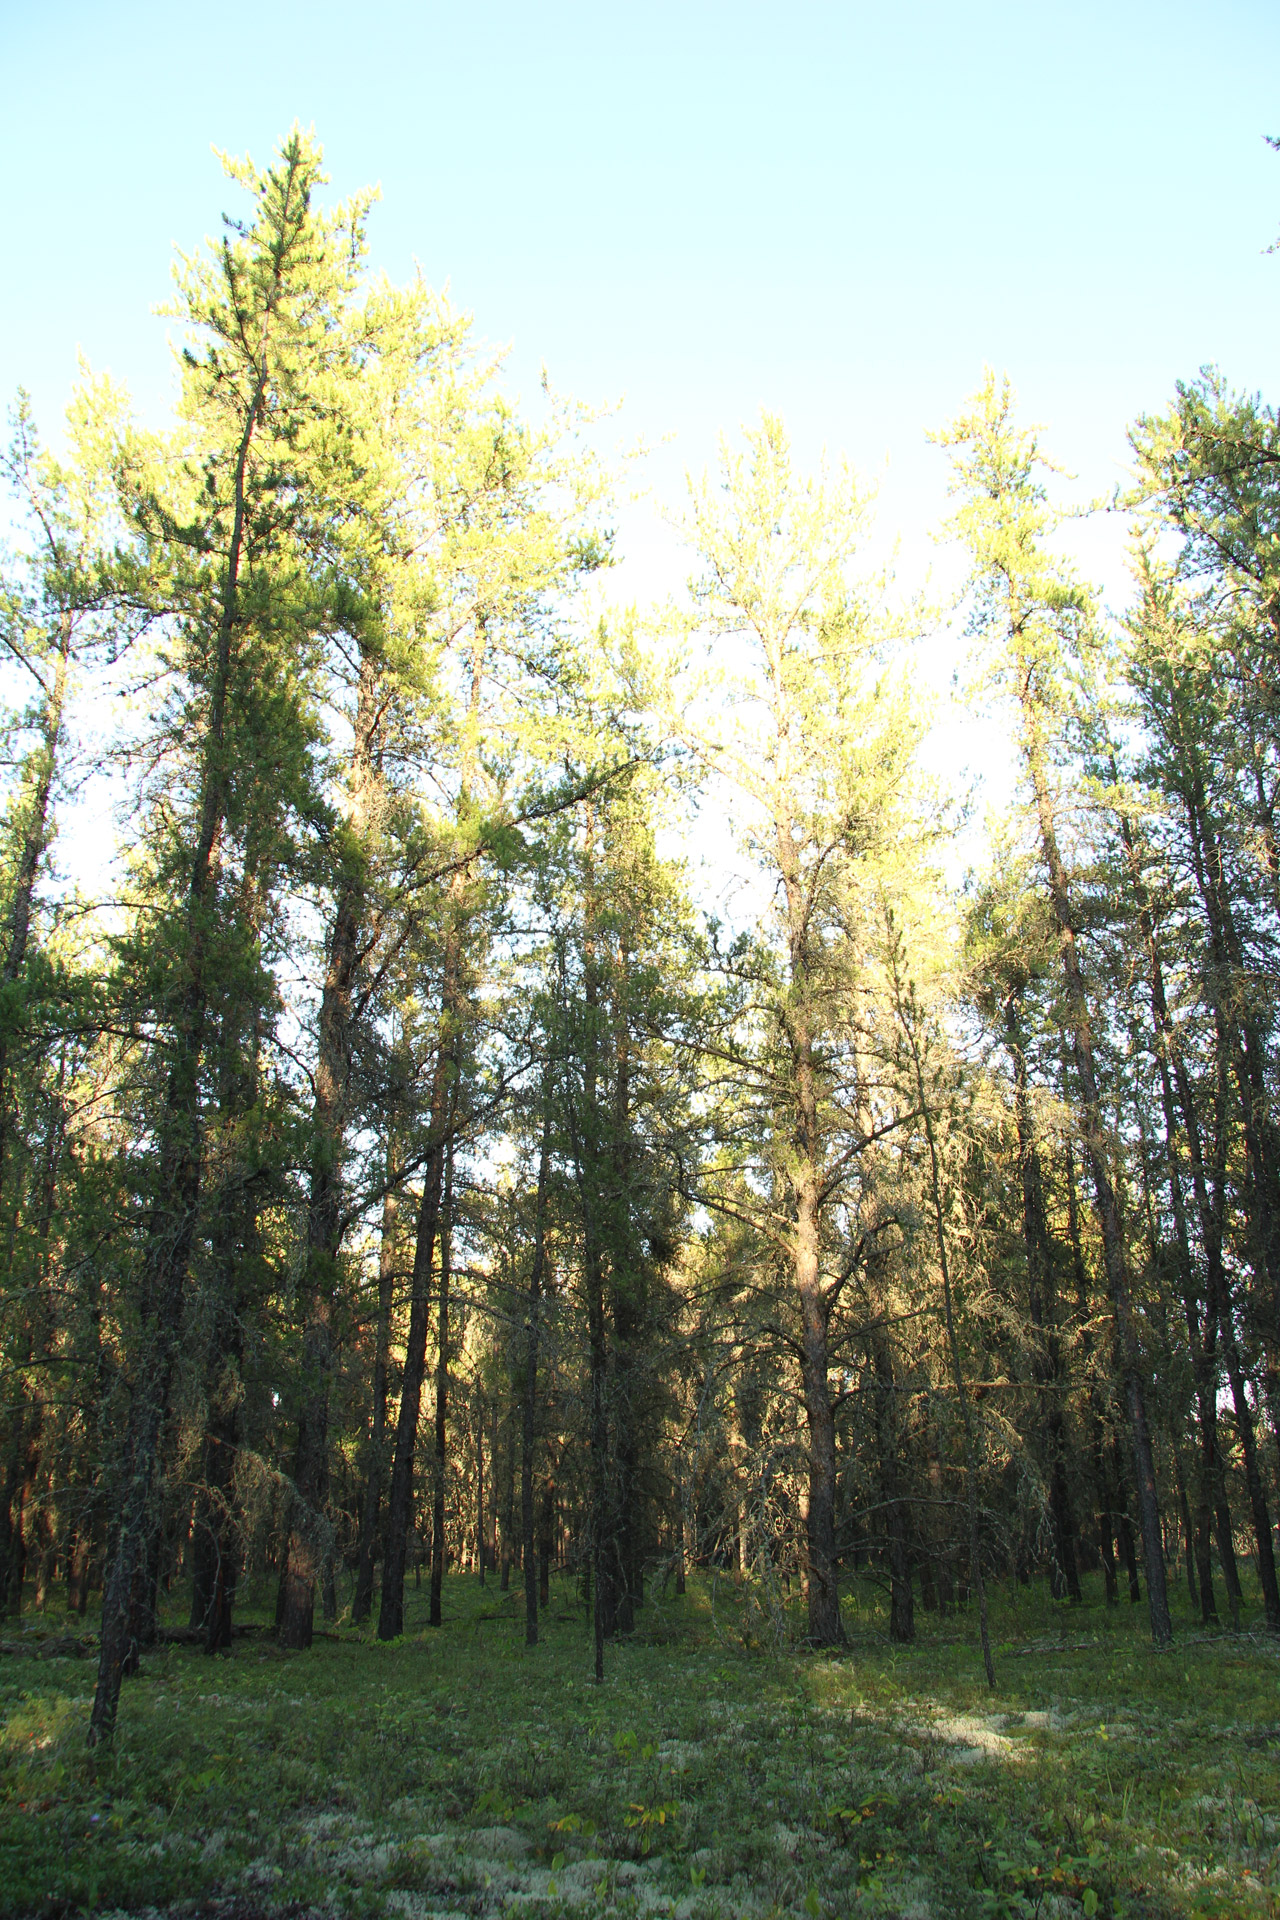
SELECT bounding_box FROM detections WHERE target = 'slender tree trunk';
[278,987,346,1649]
[870,1324,914,1643]
[354,1147,400,1624]
[1173,1454,1197,1607]
[499,1408,514,1592]
[1223,1321,1280,1628]
[1116,788,1243,1627]
[0,617,70,1202]
[787,981,841,1644]
[190,1300,245,1654]
[890,940,994,1685]
[192,866,268,1654]
[1065,1144,1119,1605]
[474,1393,486,1586]
[1109,1430,1142,1604]
[607,939,642,1635]
[377,1033,453,1641]
[752,775,848,1649]
[563,864,610,1680]
[1021,717,1171,1645]
[1006,996,1080,1599]
[1178,755,1280,1390]
[674,1458,687,1597]
[428,1144,454,1627]
[522,1089,552,1646]
[538,1477,554,1609]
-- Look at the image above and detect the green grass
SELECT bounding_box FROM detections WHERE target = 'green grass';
[1,1567,1278,1918]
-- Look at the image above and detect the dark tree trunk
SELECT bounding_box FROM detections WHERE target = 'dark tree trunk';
[190,1325,243,1656]
[1116,782,1238,1630]
[1172,1453,1197,1608]
[280,648,389,1648]
[354,1158,400,1624]
[1222,1319,1280,1628]
[1020,715,1171,1645]
[377,1043,452,1641]
[429,1144,454,1628]
[870,1325,914,1643]
[0,1375,33,1616]
[564,895,610,1680]
[278,885,359,1650]
[890,943,993,1685]
[1110,1434,1142,1604]
[67,1527,92,1616]
[474,1394,486,1585]
[1178,757,1280,1436]
[799,1279,842,1645]
[1066,1147,1120,1607]
[674,1499,686,1596]
[0,616,69,1201]
[1006,996,1080,1600]
[499,1409,514,1593]
[522,1093,552,1645]
[538,1477,554,1609]
[191,970,264,1655]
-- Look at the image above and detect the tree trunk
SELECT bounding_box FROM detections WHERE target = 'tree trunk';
[279,893,365,1643]
[1221,1317,1280,1628]
[377,1038,452,1641]
[1006,995,1080,1600]
[0,616,70,1200]
[1116,788,1243,1628]
[1021,717,1171,1645]
[522,1092,552,1646]
[890,935,993,1684]
[538,1477,554,1609]
[870,1325,914,1643]
[1173,1456,1197,1608]
[429,1144,454,1628]
[354,1151,400,1624]
[89,364,267,1743]
[475,1394,486,1586]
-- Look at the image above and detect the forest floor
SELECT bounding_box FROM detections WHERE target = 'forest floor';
[0,1568,1277,1920]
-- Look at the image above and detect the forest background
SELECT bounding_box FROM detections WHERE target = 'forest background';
[5,6,1280,1918]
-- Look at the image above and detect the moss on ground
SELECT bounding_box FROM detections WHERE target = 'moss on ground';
[1,1569,1277,1918]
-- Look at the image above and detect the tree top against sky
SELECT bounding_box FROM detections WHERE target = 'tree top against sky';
[5,0,1277,534]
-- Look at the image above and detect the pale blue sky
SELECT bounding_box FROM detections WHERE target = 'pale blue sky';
[3,0,1277,886]
[5,0,1277,506]
[2,0,1280,871]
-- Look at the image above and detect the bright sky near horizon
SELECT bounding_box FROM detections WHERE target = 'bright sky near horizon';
[3,0,1279,874]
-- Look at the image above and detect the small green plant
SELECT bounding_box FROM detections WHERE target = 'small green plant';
[622,1800,679,1853]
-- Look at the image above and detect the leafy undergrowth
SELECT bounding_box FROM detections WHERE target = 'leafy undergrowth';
[1,1570,1278,1919]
